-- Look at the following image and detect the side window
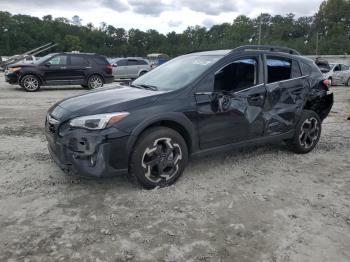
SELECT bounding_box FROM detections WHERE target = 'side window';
[267,56,292,83]
[214,58,257,92]
[48,55,67,65]
[291,60,302,78]
[128,60,139,66]
[341,64,349,71]
[299,61,312,76]
[138,60,148,65]
[116,59,127,66]
[70,56,89,66]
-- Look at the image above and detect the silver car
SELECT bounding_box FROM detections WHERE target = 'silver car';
[324,63,350,86]
[112,58,151,80]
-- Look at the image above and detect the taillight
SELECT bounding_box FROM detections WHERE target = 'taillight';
[322,79,330,90]
[106,64,112,74]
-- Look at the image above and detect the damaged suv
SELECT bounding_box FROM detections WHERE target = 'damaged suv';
[46,45,333,188]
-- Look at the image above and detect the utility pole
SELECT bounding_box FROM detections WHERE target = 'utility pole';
[258,14,262,45]
[316,32,319,56]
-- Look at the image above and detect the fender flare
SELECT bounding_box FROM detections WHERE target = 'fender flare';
[126,112,198,155]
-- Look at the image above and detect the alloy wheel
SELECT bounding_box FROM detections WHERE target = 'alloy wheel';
[23,77,39,91]
[141,137,183,183]
[89,76,103,89]
[299,117,320,149]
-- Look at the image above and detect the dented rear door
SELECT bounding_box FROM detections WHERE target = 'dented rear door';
[262,56,309,136]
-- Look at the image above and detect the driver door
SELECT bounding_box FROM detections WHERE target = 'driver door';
[41,55,70,82]
[195,56,266,149]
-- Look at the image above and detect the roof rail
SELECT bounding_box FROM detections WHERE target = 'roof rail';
[231,45,301,56]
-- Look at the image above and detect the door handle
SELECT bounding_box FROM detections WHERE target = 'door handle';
[60,66,67,69]
[248,94,264,101]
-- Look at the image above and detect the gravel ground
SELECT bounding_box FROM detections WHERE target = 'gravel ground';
[0,73,349,262]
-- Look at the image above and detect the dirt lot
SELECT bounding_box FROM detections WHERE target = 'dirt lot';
[0,73,349,262]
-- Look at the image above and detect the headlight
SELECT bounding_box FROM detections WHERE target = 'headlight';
[9,67,21,73]
[69,112,129,130]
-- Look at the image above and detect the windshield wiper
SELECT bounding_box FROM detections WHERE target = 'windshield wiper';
[131,84,158,91]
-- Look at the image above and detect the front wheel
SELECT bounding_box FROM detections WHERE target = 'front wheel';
[130,127,188,189]
[87,75,104,89]
[346,78,350,87]
[289,110,321,154]
[20,75,41,92]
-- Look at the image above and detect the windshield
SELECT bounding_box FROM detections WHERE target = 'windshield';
[34,54,56,65]
[133,55,222,91]
[329,64,335,70]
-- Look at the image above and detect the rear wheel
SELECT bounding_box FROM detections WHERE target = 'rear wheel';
[346,78,350,87]
[87,75,104,89]
[289,110,321,154]
[130,127,188,189]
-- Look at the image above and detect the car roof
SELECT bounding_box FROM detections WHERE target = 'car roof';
[188,50,232,56]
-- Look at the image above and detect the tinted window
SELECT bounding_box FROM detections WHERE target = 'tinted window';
[299,61,312,76]
[71,56,88,66]
[93,56,108,65]
[215,58,257,92]
[128,60,139,66]
[48,55,67,65]
[267,57,292,83]
[116,59,127,66]
[138,60,148,65]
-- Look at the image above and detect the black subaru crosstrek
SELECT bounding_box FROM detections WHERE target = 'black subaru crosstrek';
[5,52,114,91]
[45,45,334,188]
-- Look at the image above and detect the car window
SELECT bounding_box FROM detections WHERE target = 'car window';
[116,59,127,66]
[48,55,67,65]
[214,58,257,92]
[138,60,148,65]
[70,56,89,66]
[93,56,109,65]
[334,65,341,71]
[341,64,349,71]
[267,56,293,83]
[133,55,223,91]
[299,61,312,76]
[128,60,139,66]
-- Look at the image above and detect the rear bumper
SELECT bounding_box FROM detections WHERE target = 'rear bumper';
[104,75,114,84]
[46,126,130,178]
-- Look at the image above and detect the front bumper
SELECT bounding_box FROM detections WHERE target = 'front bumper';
[46,123,130,178]
[5,72,19,84]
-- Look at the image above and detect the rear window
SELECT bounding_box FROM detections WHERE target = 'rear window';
[71,56,89,66]
[299,61,312,76]
[92,56,109,65]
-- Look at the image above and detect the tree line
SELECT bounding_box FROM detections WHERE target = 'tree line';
[0,0,349,57]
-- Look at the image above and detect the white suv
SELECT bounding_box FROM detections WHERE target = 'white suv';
[324,63,350,86]
[111,58,151,80]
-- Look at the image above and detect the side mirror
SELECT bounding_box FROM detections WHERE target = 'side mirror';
[44,62,51,67]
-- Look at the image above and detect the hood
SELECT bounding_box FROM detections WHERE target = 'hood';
[50,86,165,121]
[9,63,37,68]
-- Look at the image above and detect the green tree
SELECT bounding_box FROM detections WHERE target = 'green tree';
[60,35,81,51]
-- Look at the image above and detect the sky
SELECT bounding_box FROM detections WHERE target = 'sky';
[0,0,324,33]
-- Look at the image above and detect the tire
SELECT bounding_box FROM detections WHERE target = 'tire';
[289,110,322,154]
[138,71,147,77]
[20,75,41,92]
[346,78,350,87]
[87,74,104,89]
[130,127,189,189]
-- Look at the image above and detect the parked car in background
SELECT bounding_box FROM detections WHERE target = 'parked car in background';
[147,53,169,69]
[111,58,150,80]
[46,45,333,189]
[323,63,350,86]
[5,52,113,91]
